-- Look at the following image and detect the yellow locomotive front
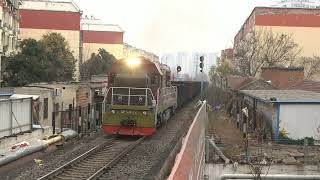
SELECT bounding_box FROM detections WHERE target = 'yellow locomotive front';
[102,57,177,136]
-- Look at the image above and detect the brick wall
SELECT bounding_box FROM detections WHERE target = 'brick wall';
[261,67,304,89]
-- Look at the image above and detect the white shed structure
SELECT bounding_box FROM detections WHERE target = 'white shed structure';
[0,97,33,139]
[240,90,320,142]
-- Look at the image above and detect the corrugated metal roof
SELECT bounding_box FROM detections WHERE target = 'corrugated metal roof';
[0,93,12,96]
[10,94,39,100]
[240,90,320,103]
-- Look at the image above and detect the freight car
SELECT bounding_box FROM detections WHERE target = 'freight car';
[172,81,208,108]
[102,57,177,136]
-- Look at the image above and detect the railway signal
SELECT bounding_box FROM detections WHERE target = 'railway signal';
[177,66,181,73]
[199,56,204,100]
[199,56,204,72]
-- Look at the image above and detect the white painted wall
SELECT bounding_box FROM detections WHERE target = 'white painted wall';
[279,104,320,140]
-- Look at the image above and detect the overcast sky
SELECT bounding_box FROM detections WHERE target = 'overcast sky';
[74,0,276,55]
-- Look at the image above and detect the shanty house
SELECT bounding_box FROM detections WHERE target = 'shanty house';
[240,90,320,142]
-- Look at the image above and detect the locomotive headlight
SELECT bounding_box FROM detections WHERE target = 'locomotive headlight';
[127,58,141,67]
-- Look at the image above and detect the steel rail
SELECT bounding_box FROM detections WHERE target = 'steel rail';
[37,137,116,180]
[87,136,146,180]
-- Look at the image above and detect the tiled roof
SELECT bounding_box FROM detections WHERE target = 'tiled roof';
[240,90,320,103]
[289,80,320,93]
[238,79,276,90]
[227,75,255,90]
[261,66,304,71]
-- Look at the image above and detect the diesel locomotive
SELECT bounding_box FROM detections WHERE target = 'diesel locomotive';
[102,57,177,136]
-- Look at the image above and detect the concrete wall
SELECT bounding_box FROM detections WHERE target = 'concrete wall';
[13,88,54,127]
[0,126,53,155]
[168,102,207,180]
[279,104,320,140]
[59,86,77,110]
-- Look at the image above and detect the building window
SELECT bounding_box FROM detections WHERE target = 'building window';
[44,98,48,119]
[55,103,59,112]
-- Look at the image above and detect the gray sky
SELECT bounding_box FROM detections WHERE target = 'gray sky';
[74,0,276,55]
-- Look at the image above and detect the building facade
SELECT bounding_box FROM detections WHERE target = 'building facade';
[235,7,320,58]
[81,17,124,61]
[0,0,20,87]
[19,0,81,79]
[272,0,320,8]
[124,43,159,62]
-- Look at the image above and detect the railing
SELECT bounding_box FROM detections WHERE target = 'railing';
[160,86,177,98]
[106,87,155,106]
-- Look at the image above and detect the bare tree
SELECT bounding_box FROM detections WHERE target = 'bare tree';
[262,30,301,66]
[234,30,264,77]
[301,56,320,80]
[234,29,301,77]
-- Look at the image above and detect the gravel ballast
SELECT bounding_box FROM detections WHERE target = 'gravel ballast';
[0,130,111,180]
[99,100,199,180]
[0,100,199,180]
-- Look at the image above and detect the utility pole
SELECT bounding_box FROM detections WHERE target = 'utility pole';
[200,56,204,100]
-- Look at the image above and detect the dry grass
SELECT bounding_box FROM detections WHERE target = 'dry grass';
[208,110,244,162]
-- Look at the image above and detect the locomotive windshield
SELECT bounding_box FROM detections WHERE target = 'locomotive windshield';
[113,73,150,88]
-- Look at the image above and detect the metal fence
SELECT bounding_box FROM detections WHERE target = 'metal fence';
[52,103,103,135]
[0,98,32,138]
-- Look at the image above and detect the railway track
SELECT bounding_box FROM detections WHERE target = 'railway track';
[38,136,145,180]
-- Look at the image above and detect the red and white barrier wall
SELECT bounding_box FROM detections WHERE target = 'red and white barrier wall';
[168,101,207,180]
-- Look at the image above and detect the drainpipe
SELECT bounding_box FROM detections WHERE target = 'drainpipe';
[0,129,78,166]
[220,174,320,180]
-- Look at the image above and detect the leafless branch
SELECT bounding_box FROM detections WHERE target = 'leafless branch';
[234,29,301,77]
[301,56,320,80]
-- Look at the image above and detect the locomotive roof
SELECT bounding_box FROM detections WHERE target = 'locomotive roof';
[112,56,164,75]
